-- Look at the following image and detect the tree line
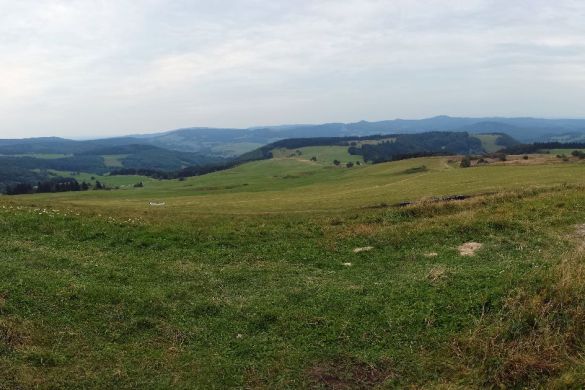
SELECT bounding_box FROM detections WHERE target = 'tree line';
[349,132,483,163]
[4,178,108,195]
[501,142,585,155]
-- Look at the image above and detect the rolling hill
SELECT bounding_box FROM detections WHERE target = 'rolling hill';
[3,151,585,387]
[2,116,585,159]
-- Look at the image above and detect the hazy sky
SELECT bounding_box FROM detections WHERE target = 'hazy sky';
[1,0,585,138]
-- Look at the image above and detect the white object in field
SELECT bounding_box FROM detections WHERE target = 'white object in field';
[149,202,166,207]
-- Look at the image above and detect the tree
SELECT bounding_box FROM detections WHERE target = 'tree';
[346,162,354,168]
[333,160,341,166]
[310,156,317,161]
[460,156,471,168]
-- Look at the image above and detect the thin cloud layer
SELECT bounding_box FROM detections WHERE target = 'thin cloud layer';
[1,0,584,138]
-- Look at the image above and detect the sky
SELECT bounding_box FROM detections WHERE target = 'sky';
[1,0,585,139]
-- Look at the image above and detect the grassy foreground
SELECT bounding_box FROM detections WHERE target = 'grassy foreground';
[2,156,585,388]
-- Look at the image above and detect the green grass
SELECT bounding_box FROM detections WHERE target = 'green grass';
[3,155,585,387]
[212,142,264,156]
[49,170,152,188]
[102,154,128,168]
[473,134,504,153]
[271,145,364,165]
[31,156,585,214]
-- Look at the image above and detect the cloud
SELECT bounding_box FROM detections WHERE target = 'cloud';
[0,0,584,138]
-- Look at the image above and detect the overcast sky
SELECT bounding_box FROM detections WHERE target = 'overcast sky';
[1,0,585,139]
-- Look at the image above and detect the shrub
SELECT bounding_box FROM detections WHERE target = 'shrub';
[460,156,471,168]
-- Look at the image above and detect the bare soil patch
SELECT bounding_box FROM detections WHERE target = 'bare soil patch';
[458,242,483,256]
[308,357,394,389]
[427,265,447,283]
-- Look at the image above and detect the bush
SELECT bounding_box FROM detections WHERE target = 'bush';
[460,156,471,168]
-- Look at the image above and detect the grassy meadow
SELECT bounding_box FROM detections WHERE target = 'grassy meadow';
[271,146,364,165]
[2,154,585,388]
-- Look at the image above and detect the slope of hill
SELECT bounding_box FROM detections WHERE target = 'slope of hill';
[0,144,226,193]
[3,116,585,159]
[240,131,503,165]
[3,154,585,387]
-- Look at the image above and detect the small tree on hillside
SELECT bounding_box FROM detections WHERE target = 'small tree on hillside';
[346,162,354,168]
[333,160,341,166]
[460,156,471,168]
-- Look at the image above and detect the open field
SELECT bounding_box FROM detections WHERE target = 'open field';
[271,146,364,165]
[102,155,128,168]
[22,155,585,214]
[48,170,153,188]
[3,155,585,387]
[472,134,502,153]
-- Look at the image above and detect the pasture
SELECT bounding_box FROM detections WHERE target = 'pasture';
[2,155,585,388]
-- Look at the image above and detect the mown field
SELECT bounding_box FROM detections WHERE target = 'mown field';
[2,155,585,388]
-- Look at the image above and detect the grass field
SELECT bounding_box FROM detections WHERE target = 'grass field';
[102,155,128,168]
[271,146,364,165]
[3,155,585,387]
[473,134,504,153]
[49,170,152,188]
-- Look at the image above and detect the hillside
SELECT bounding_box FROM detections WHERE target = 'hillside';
[241,131,510,166]
[0,144,225,193]
[2,116,585,160]
[3,154,585,387]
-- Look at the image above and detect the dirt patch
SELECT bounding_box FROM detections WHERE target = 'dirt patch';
[427,265,447,283]
[458,242,483,256]
[353,246,374,253]
[574,224,585,239]
[308,357,394,389]
[424,252,438,258]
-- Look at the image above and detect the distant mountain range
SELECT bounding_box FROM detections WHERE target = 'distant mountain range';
[3,116,585,158]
